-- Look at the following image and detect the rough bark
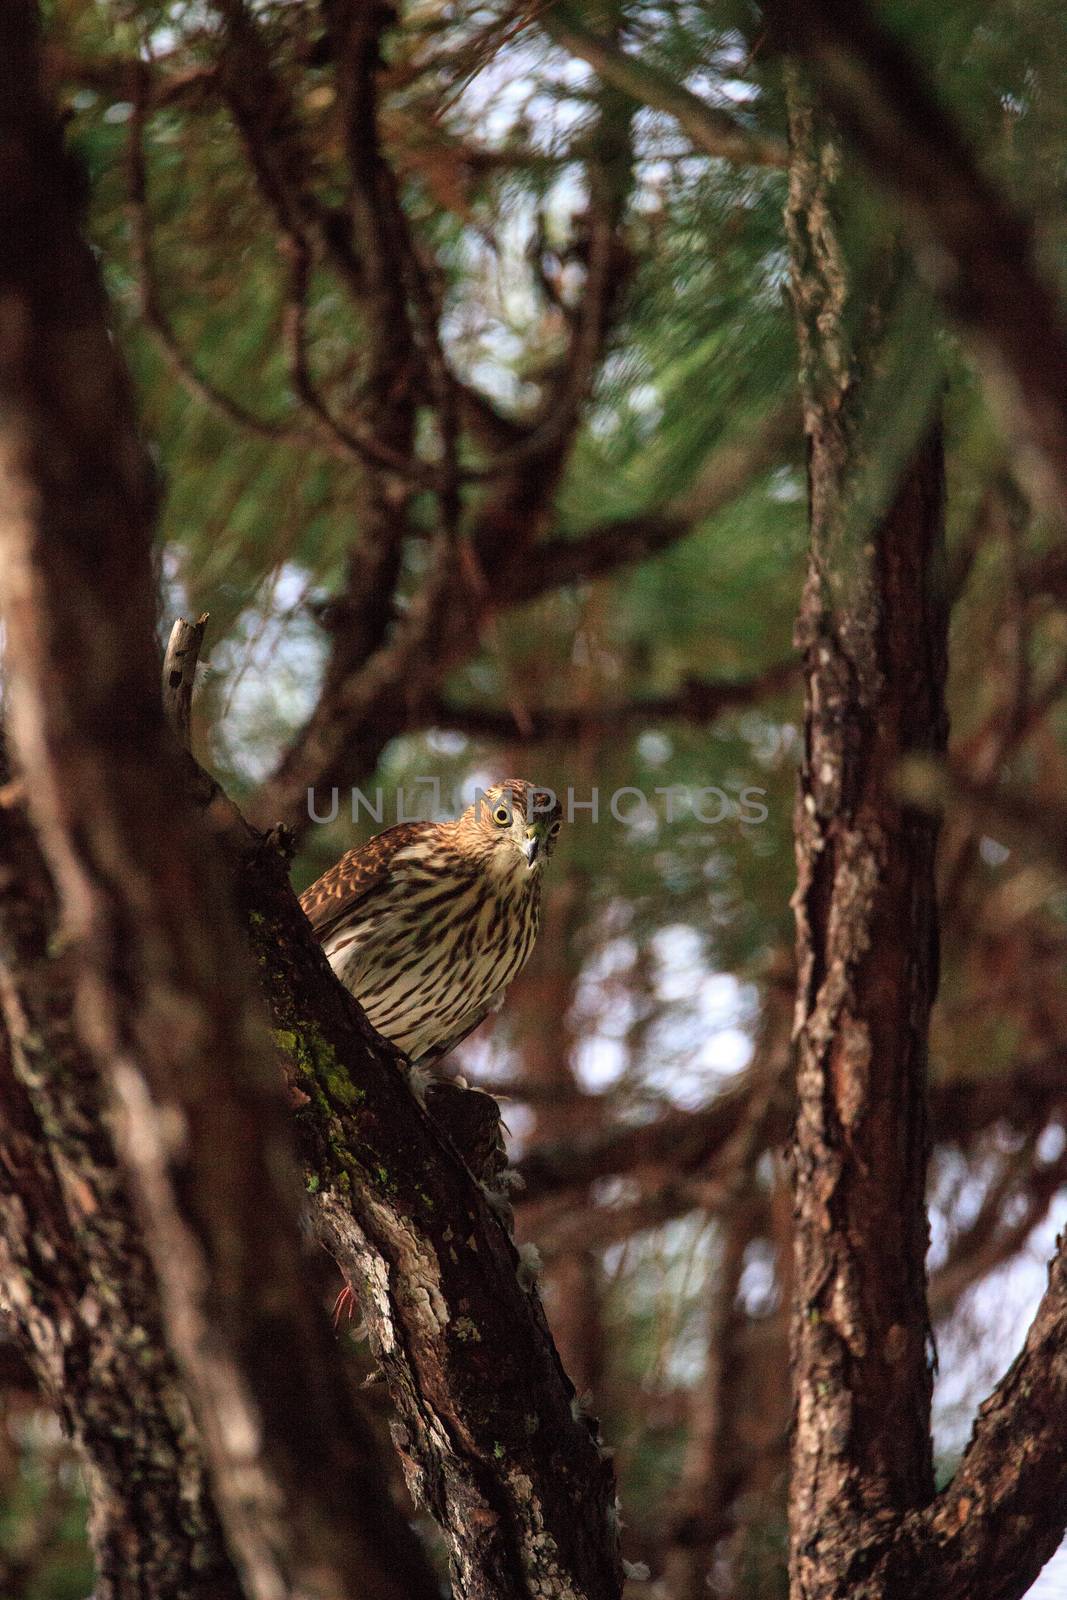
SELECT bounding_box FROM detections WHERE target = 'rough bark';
[781,1221,1067,1600]
[3,739,626,1600]
[229,828,623,1600]
[0,30,626,1600]
[785,76,947,1598]
[0,795,243,1600]
[783,63,1067,1600]
[0,14,444,1600]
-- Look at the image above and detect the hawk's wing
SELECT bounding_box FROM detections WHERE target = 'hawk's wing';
[299,822,434,949]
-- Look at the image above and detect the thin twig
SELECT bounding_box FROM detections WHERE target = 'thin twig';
[126,69,314,448]
[127,29,433,481]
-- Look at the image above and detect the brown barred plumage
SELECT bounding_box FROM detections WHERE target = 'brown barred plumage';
[300,780,563,1064]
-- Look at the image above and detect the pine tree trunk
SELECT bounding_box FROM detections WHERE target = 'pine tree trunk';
[784,71,948,1600]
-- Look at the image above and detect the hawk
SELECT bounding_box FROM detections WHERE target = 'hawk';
[301,779,563,1066]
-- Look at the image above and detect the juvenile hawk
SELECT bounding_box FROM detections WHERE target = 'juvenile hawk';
[301,780,563,1065]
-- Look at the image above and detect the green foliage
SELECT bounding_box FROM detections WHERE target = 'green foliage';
[0,1406,92,1600]
[33,0,1067,1588]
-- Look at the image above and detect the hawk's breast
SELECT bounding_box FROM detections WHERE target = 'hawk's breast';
[321,844,541,1060]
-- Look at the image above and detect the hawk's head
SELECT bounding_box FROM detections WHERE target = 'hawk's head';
[456,779,564,875]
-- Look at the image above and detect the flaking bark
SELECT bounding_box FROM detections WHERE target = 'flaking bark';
[0,794,243,1600]
[0,24,625,1596]
[232,828,624,1600]
[785,73,947,1599]
[0,14,447,1600]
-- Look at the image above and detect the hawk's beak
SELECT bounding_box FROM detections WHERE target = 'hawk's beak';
[524,823,546,866]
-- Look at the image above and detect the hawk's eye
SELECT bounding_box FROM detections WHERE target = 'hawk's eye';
[493,804,511,827]
[549,820,562,837]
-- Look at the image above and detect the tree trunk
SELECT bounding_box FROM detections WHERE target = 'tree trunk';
[0,25,626,1600]
[0,789,244,1598]
[784,72,948,1599]
[0,13,450,1600]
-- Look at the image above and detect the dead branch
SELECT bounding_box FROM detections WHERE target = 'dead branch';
[162,612,209,749]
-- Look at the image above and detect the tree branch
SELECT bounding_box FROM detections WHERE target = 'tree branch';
[898,755,1067,878]
[44,40,215,107]
[0,26,629,1597]
[250,400,794,832]
[506,1049,1067,1230]
[504,402,798,602]
[230,819,625,1600]
[536,2,788,169]
[426,659,797,742]
[928,1134,1067,1319]
[0,18,441,1599]
[887,1229,1067,1600]
[127,5,431,481]
[125,75,320,455]
[252,31,640,839]
[765,0,1067,522]
[515,1064,775,1207]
